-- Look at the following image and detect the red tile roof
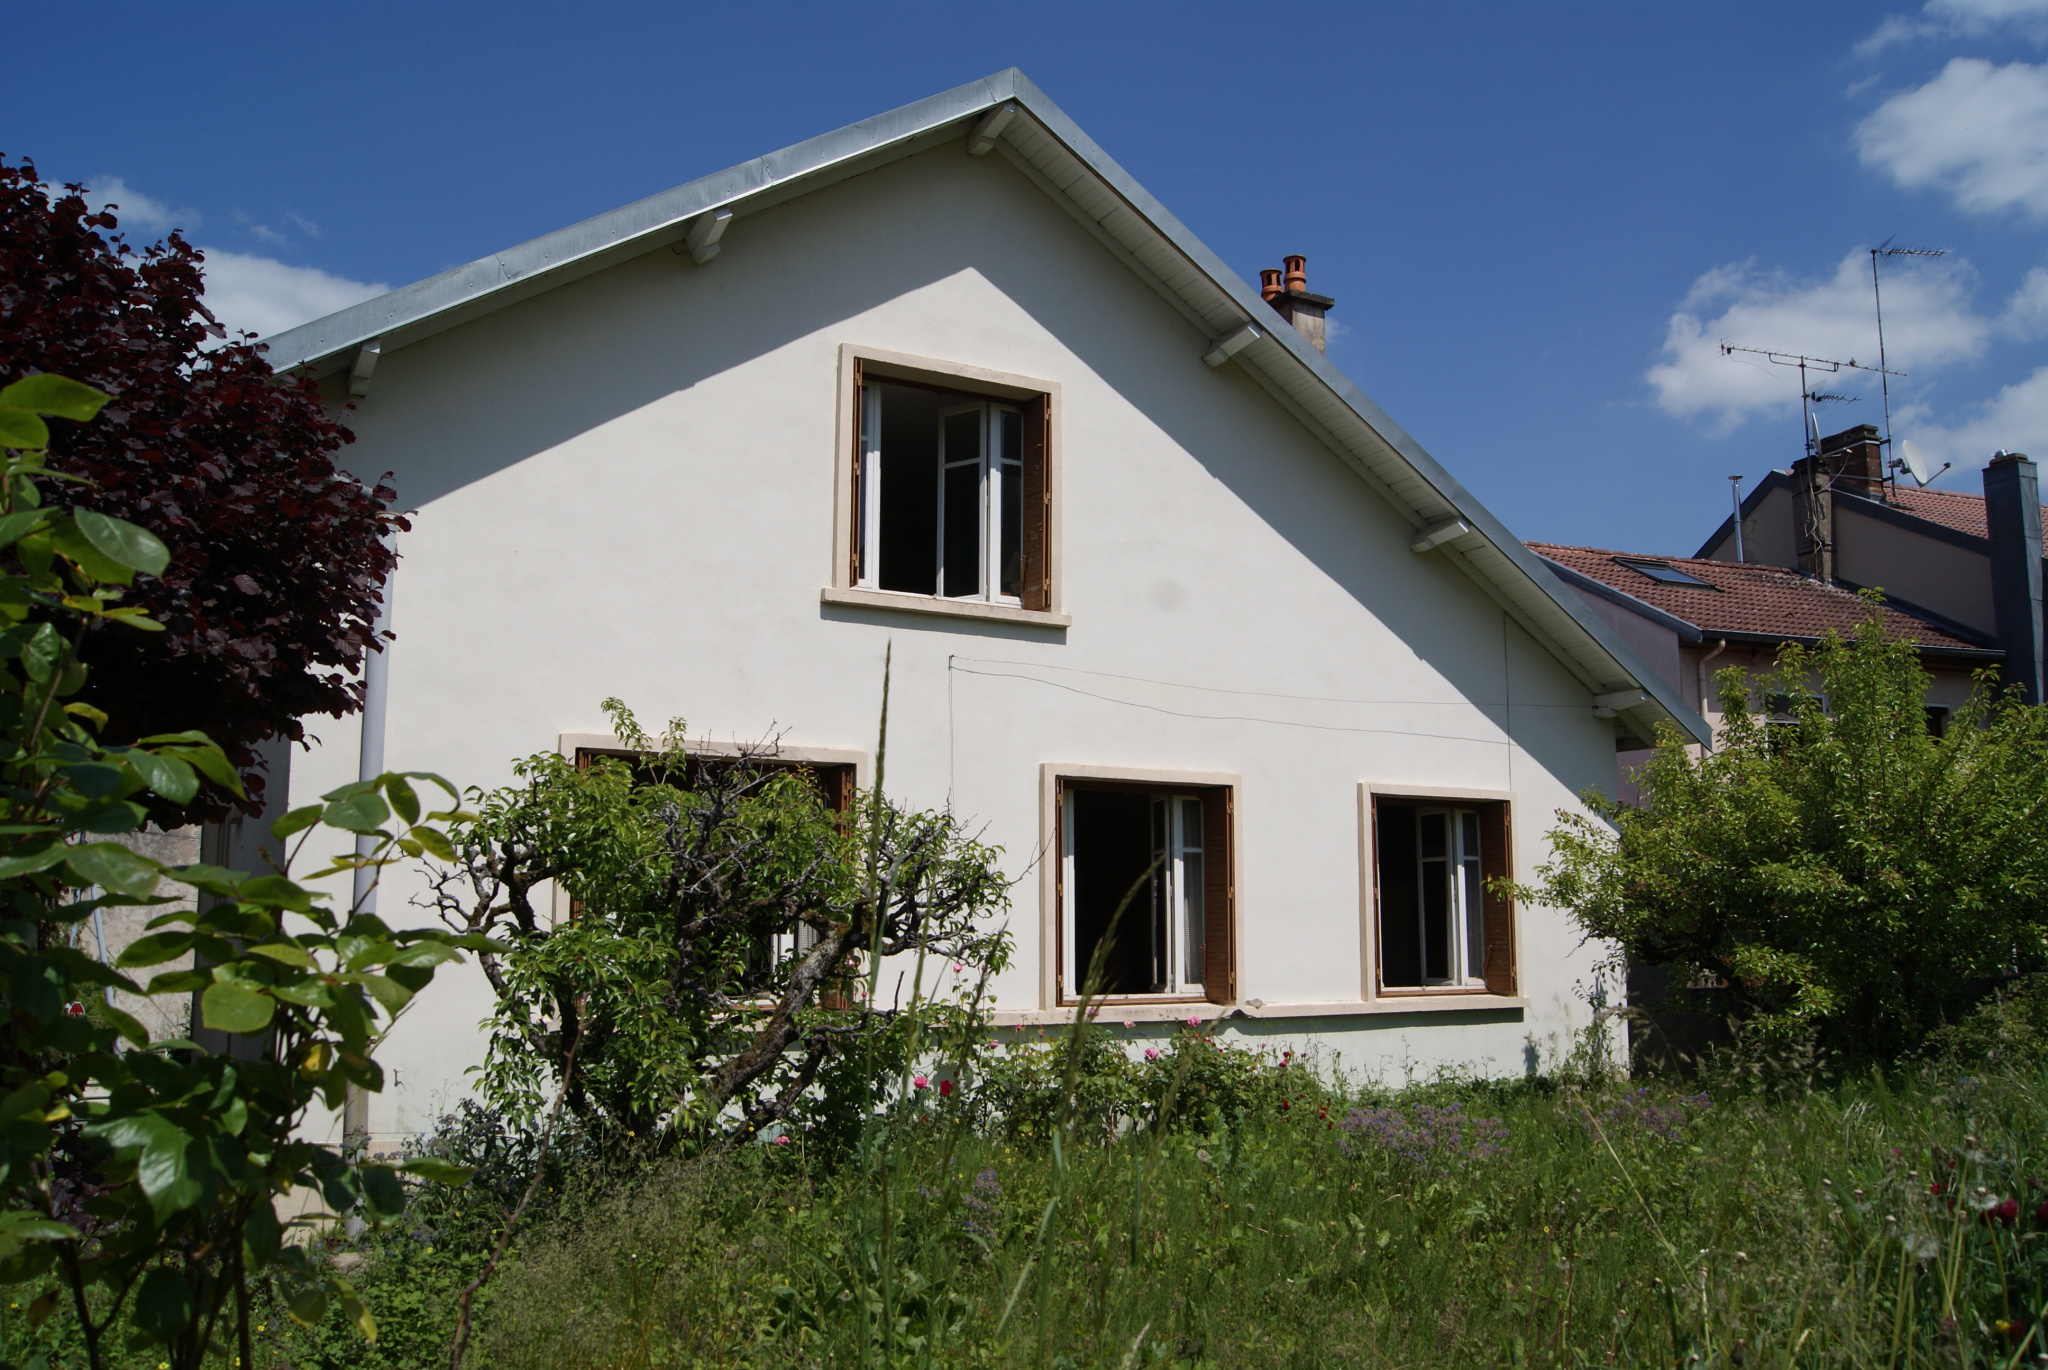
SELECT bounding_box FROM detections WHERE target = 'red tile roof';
[1848,484,2048,541]
[1527,543,1990,654]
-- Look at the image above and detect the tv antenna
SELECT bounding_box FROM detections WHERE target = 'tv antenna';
[1871,241,1947,488]
[1719,342,1899,459]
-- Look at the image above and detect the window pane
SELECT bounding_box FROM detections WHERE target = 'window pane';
[1419,811,1447,859]
[1071,790,1155,996]
[943,458,981,597]
[1377,804,1421,987]
[1420,858,1450,982]
[1000,459,1022,598]
[876,384,938,594]
[1180,798,1204,988]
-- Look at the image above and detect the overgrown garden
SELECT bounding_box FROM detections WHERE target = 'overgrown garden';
[3,160,2048,1368]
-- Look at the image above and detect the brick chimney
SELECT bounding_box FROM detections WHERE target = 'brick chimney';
[1263,254,1335,354]
[1984,451,2045,703]
[1791,423,1889,582]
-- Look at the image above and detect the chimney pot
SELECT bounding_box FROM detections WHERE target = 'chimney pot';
[1284,254,1308,294]
[1260,268,1284,302]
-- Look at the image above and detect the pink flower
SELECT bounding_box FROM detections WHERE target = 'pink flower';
[1186,1016,1201,1028]
[938,1079,954,1098]
[1123,1020,1136,1029]
[913,1075,929,1090]
[772,1135,791,1146]
[951,962,965,974]
[1087,1005,1101,1018]
[1144,1048,1160,1062]
[987,1040,1000,1049]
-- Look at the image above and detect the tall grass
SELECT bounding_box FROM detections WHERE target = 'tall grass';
[468,1052,2048,1368]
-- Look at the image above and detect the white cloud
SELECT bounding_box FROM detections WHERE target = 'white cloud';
[199,249,386,340]
[83,176,198,236]
[1646,250,1990,431]
[1856,59,2048,217]
[1898,363,2048,474]
[1857,0,2048,53]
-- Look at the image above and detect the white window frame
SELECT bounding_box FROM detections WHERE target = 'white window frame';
[1408,807,1486,989]
[1358,782,1514,1001]
[855,388,1022,606]
[1058,789,1207,1000]
[828,345,1067,628]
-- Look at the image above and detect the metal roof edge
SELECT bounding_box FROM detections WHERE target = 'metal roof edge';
[1694,469,1793,560]
[1833,488,1992,554]
[256,67,1709,746]
[257,70,1028,373]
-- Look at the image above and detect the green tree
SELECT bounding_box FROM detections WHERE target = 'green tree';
[1523,606,2048,1059]
[0,375,487,1370]
[427,700,1012,1152]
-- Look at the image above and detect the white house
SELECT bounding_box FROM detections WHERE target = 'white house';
[258,70,1704,1141]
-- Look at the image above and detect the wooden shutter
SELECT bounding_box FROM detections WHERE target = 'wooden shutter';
[1479,803,1516,995]
[849,359,865,586]
[1021,393,1050,611]
[1202,787,1234,1002]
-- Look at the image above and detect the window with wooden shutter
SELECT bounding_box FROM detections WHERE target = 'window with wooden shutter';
[1057,778,1231,1004]
[1372,794,1512,995]
[836,349,1058,618]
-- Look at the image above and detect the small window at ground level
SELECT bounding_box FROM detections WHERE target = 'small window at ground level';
[853,378,1049,609]
[1374,798,1514,995]
[1059,782,1232,1002]
[1925,705,1951,737]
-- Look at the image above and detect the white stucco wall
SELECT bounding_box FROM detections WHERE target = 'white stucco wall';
[289,143,1624,1142]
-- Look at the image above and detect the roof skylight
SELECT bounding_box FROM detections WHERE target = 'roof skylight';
[1617,558,1713,588]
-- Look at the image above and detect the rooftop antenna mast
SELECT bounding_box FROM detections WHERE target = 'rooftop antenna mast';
[1719,342,1895,461]
[1871,241,1946,494]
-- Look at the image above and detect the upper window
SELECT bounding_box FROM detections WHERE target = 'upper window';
[1616,558,1713,588]
[1372,797,1515,995]
[852,377,1051,610]
[1058,781,1232,1003]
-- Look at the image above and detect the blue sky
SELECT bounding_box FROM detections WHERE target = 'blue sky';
[10,2,2048,557]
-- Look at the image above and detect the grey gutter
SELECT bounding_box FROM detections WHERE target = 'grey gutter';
[258,68,1711,748]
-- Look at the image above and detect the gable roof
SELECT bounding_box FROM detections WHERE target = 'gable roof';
[1531,543,1999,658]
[259,68,1709,746]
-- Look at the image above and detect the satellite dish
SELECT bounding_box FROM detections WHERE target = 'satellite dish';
[1808,411,1822,455]
[1900,438,1932,485]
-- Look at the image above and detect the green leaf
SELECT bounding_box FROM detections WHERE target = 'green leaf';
[353,974,413,1016]
[236,874,316,912]
[48,517,133,585]
[270,803,322,840]
[0,1214,78,1244]
[322,791,390,834]
[116,931,195,968]
[99,1003,150,1049]
[398,1157,476,1186]
[132,1266,196,1342]
[65,843,161,898]
[408,825,458,862]
[18,622,60,683]
[0,510,49,551]
[383,774,420,825]
[124,749,198,805]
[61,701,108,728]
[0,844,69,880]
[72,509,169,578]
[201,979,275,1035]
[0,375,111,422]
[244,941,318,969]
[285,1285,328,1327]
[0,411,49,450]
[359,1164,406,1218]
[335,1277,377,1342]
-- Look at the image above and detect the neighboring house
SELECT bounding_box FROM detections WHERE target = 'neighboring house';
[1696,424,2046,703]
[1530,544,1998,801]
[257,70,1701,1142]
